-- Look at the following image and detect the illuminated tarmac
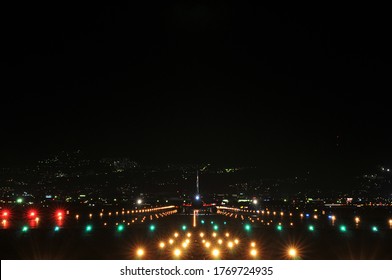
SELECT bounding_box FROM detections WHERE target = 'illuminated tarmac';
[0,206,391,259]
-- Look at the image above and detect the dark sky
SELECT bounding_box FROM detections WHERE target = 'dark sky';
[2,1,391,176]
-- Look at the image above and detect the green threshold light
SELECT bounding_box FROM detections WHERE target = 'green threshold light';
[117,224,124,232]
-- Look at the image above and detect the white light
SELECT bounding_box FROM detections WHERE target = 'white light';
[212,249,220,257]
[195,195,200,200]
[252,199,258,205]
[136,248,144,257]
[173,249,181,257]
[288,248,297,257]
[137,199,142,205]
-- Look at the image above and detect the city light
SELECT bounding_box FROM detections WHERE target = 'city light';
[250,242,256,248]
[234,239,239,245]
[159,242,165,248]
[218,239,223,245]
[174,232,179,238]
[355,217,360,224]
[187,232,191,237]
[205,242,211,248]
[169,239,174,245]
[227,241,234,248]
[199,232,205,238]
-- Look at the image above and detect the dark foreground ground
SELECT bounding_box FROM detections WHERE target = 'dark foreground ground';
[1,210,391,260]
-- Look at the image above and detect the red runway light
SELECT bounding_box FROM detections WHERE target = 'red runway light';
[2,210,9,217]
[28,210,38,219]
[56,210,64,219]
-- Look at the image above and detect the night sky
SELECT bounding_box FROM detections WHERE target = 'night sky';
[2,2,391,176]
